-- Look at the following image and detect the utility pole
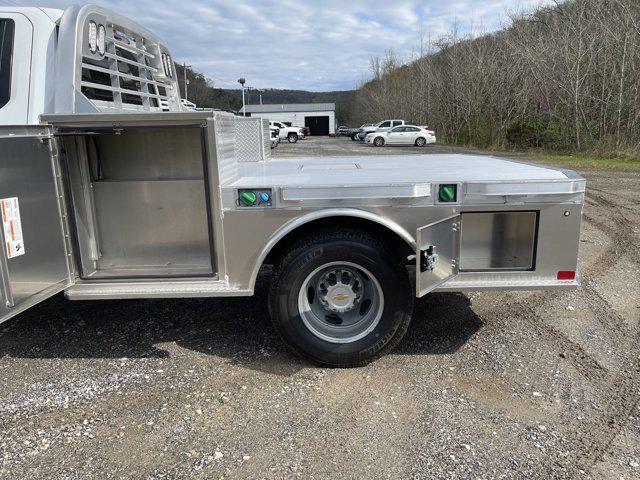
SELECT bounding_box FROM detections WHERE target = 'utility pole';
[257,88,264,105]
[238,77,246,115]
[183,62,191,101]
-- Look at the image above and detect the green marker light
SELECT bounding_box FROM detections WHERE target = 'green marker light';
[439,184,457,203]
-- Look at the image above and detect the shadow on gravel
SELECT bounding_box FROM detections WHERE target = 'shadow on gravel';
[0,274,482,370]
[397,292,483,355]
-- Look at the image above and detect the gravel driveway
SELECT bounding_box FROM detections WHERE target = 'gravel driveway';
[0,137,638,479]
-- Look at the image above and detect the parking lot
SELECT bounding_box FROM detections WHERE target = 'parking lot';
[273,134,455,157]
[1,136,639,479]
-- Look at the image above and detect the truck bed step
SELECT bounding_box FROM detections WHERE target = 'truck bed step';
[65,279,252,300]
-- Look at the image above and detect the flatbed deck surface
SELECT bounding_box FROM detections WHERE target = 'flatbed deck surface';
[232,154,573,187]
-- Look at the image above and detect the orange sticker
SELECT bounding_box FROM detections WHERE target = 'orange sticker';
[1,197,25,259]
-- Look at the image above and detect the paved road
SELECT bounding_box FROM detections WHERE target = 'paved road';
[1,138,639,479]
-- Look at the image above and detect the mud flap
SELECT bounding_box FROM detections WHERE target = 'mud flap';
[416,214,461,297]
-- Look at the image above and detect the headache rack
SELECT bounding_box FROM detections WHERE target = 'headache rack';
[54,4,183,114]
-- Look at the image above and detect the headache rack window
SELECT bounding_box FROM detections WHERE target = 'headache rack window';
[0,19,15,109]
[81,56,114,102]
[80,24,173,111]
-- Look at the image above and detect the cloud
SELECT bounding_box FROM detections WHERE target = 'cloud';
[18,0,553,91]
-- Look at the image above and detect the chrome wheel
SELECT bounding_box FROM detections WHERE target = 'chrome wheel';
[415,137,426,147]
[374,137,384,147]
[298,262,384,344]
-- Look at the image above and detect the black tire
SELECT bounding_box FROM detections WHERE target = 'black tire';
[351,133,359,141]
[373,136,385,147]
[269,228,413,367]
[415,137,427,147]
[288,133,298,143]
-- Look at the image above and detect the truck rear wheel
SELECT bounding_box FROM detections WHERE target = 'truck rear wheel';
[287,133,299,143]
[269,229,413,367]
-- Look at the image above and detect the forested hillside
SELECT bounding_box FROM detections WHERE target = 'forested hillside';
[350,0,640,155]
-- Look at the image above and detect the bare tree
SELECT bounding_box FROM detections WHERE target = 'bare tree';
[349,0,640,156]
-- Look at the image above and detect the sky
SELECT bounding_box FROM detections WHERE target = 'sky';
[6,0,552,91]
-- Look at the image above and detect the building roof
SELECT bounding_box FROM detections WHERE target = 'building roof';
[241,103,335,114]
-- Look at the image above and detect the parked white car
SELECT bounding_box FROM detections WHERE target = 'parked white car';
[365,125,436,147]
[269,121,305,143]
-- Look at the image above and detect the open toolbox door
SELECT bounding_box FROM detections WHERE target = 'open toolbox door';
[416,214,461,297]
[0,128,74,324]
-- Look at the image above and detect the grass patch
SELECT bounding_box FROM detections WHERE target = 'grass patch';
[444,143,640,171]
[448,144,640,170]
[516,152,640,170]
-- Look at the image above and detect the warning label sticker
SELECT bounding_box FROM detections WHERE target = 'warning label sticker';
[1,197,25,259]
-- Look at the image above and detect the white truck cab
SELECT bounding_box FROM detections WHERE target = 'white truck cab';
[0,5,585,367]
[0,4,183,126]
[0,8,62,125]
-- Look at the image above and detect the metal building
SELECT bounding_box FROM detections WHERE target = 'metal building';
[241,103,336,136]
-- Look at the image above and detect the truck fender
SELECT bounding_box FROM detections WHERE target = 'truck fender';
[248,208,416,290]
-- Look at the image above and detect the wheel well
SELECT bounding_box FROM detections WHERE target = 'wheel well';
[263,216,414,267]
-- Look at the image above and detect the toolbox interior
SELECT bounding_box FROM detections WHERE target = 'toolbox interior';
[63,126,214,279]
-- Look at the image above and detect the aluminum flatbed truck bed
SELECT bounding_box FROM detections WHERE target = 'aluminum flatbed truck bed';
[1,114,584,366]
[0,3,584,366]
[222,152,584,293]
[232,153,579,189]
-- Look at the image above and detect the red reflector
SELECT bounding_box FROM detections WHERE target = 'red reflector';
[557,270,576,280]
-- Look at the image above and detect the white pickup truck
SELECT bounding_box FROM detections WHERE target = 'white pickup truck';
[357,119,406,140]
[269,125,280,148]
[0,4,585,367]
[269,121,306,143]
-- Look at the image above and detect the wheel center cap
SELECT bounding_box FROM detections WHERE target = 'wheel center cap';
[325,285,357,312]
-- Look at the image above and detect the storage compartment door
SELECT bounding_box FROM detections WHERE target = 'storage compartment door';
[416,214,460,297]
[0,132,73,324]
[459,211,537,271]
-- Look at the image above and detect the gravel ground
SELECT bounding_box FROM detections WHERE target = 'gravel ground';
[1,137,639,479]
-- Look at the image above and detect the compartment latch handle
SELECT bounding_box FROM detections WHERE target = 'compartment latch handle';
[420,245,439,272]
